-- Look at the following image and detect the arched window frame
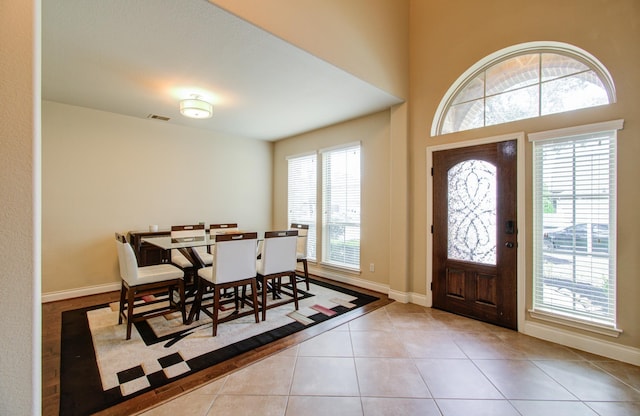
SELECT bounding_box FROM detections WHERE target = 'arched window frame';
[431,41,616,136]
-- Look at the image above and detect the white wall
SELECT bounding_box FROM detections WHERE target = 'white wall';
[42,101,273,295]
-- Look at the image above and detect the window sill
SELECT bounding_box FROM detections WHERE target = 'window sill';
[318,261,361,275]
[528,308,622,338]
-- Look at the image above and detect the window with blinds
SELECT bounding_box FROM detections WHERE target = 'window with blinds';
[321,144,361,270]
[530,120,622,330]
[287,153,317,261]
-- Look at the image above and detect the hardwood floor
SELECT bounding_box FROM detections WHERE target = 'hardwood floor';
[41,276,393,416]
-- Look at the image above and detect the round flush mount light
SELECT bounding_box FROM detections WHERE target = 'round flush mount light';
[179,95,213,119]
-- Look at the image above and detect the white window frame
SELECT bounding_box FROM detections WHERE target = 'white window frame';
[320,142,361,271]
[529,119,623,337]
[287,152,317,261]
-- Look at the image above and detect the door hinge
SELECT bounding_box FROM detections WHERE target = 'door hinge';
[431,167,434,176]
[431,225,434,234]
[430,281,433,291]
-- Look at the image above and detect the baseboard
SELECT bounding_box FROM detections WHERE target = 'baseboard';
[42,282,120,303]
[522,320,640,366]
[309,267,390,296]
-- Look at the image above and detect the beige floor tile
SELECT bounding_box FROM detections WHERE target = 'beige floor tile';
[435,399,520,416]
[285,396,363,416]
[384,303,427,314]
[387,312,449,331]
[298,329,354,357]
[493,332,586,361]
[189,376,227,395]
[138,393,214,416]
[453,333,529,360]
[348,309,395,331]
[474,359,576,400]
[350,330,411,357]
[415,359,503,399]
[585,400,640,415]
[220,354,296,395]
[356,357,431,398]
[592,360,640,390]
[290,356,360,396]
[511,400,599,415]
[534,360,640,402]
[361,397,441,415]
[396,330,467,359]
[206,395,288,416]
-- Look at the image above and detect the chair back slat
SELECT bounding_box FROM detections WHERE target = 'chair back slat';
[212,233,257,284]
[260,230,298,275]
[171,224,205,239]
[210,223,239,236]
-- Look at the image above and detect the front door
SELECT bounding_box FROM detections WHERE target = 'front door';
[432,140,517,329]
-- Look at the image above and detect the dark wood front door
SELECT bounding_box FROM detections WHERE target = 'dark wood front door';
[432,140,517,329]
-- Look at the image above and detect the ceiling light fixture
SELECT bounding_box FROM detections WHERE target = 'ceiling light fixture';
[179,95,213,119]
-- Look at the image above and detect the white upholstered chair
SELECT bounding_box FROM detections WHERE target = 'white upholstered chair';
[256,230,299,321]
[196,232,260,336]
[290,223,310,290]
[115,233,185,340]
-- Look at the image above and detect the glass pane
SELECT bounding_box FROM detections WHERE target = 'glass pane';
[541,71,609,115]
[447,160,497,265]
[486,54,539,95]
[486,84,539,126]
[541,53,589,82]
[441,99,484,134]
[452,74,485,104]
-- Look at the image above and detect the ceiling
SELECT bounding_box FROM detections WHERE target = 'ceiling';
[42,0,402,141]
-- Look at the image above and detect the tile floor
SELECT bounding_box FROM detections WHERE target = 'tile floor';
[139,303,640,416]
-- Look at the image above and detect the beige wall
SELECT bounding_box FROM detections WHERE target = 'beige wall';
[1,0,40,413]
[273,111,391,290]
[409,0,640,351]
[42,101,273,294]
[210,0,409,100]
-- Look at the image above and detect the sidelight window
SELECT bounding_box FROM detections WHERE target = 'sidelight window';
[530,120,623,333]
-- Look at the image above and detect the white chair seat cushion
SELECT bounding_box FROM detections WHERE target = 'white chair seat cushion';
[172,248,213,268]
[123,264,183,286]
[197,266,214,283]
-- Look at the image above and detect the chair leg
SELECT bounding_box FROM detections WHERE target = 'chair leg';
[178,280,186,324]
[118,282,126,324]
[212,285,220,336]
[250,279,259,324]
[291,272,299,311]
[126,289,135,340]
[261,276,268,322]
[302,259,309,291]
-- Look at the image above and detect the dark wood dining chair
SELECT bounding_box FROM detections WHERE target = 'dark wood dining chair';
[195,232,260,336]
[290,223,310,290]
[115,233,186,340]
[256,230,300,321]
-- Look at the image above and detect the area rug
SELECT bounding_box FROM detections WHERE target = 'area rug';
[59,278,378,415]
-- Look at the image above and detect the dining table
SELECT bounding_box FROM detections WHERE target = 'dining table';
[142,232,261,323]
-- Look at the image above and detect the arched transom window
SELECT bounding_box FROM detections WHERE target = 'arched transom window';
[431,42,616,136]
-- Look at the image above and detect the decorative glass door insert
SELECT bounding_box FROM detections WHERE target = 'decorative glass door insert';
[447,160,497,265]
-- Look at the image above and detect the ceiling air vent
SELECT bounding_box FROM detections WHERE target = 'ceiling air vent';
[147,114,171,121]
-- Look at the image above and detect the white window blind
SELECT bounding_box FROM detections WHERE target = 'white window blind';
[287,153,317,261]
[531,121,622,329]
[321,144,361,270]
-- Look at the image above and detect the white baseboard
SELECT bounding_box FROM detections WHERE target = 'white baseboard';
[522,320,640,366]
[42,282,120,303]
[308,266,390,296]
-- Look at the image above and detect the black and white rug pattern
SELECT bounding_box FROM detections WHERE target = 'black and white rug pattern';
[59,278,378,415]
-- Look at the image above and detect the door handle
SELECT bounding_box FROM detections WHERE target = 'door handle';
[505,242,515,248]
